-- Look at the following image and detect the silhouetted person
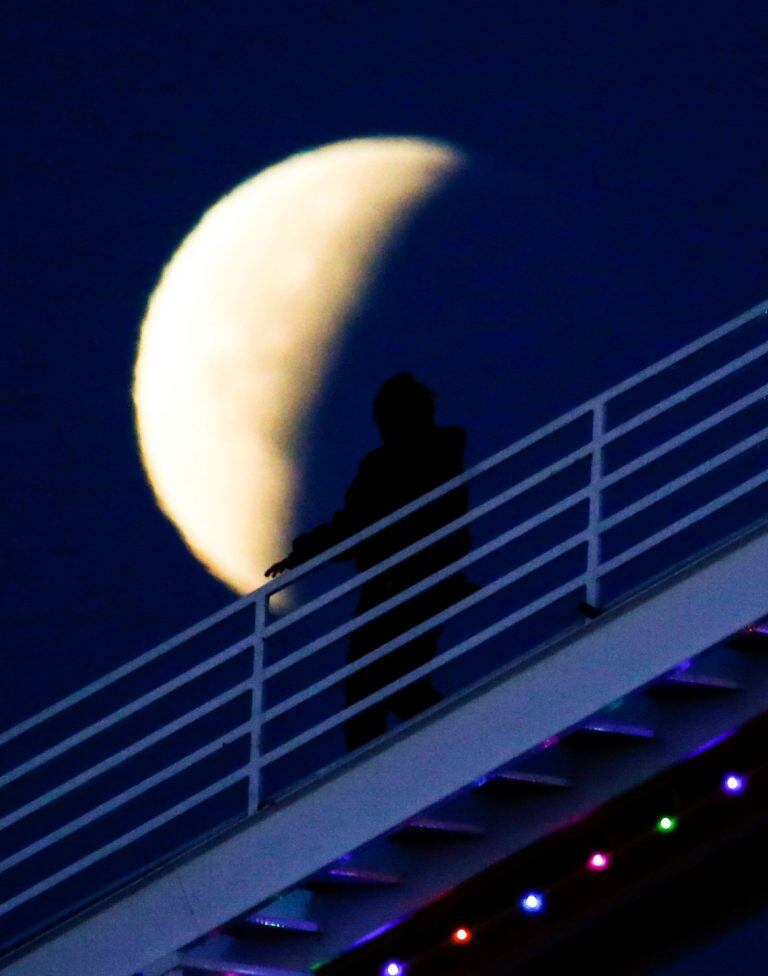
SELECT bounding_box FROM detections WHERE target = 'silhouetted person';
[266,373,473,751]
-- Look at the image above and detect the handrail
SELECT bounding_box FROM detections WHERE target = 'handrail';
[604,298,768,399]
[0,592,255,749]
[2,299,764,749]
[0,635,254,790]
[1,297,766,954]
[263,486,591,680]
[262,531,590,725]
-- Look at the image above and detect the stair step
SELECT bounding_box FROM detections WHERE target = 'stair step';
[645,672,741,697]
[477,770,572,793]
[566,721,656,746]
[180,954,309,975]
[391,817,486,841]
[309,865,400,887]
[242,914,320,934]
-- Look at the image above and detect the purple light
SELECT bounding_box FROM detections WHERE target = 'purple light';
[687,728,737,758]
[383,962,404,976]
[587,851,610,871]
[538,735,560,750]
[723,773,745,794]
[521,891,545,913]
[352,917,402,949]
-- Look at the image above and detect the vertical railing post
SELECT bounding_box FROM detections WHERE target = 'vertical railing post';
[585,398,606,610]
[248,590,267,815]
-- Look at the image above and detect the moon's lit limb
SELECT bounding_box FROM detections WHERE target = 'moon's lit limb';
[133,137,465,595]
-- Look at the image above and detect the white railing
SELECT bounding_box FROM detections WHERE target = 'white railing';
[1,298,767,949]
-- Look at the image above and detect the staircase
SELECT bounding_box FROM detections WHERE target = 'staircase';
[1,299,767,976]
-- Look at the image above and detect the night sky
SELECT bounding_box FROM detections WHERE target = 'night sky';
[2,1,768,969]
[3,2,767,747]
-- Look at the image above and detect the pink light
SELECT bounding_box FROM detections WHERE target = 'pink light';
[587,851,610,871]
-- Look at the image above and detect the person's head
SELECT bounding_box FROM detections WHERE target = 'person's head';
[373,373,436,442]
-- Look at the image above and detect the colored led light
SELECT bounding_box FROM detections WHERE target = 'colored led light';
[656,815,677,832]
[521,891,545,913]
[723,773,745,794]
[384,963,404,976]
[452,926,471,944]
[587,851,609,871]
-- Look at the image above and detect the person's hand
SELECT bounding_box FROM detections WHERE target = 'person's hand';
[265,556,293,578]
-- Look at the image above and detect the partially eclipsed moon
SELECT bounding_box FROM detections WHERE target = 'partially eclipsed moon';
[133,137,465,594]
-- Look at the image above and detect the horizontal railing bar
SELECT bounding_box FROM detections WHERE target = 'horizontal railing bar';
[601,424,768,533]
[599,466,768,577]
[8,304,762,768]
[604,335,768,444]
[0,681,253,834]
[263,531,588,725]
[260,300,766,599]
[0,594,256,750]
[265,443,592,640]
[264,487,590,683]
[259,574,587,768]
[0,722,252,875]
[0,769,248,918]
[602,379,768,490]
[604,299,768,401]
[260,410,595,600]
[0,636,254,791]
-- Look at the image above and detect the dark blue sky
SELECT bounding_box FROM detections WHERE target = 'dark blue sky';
[2,0,767,730]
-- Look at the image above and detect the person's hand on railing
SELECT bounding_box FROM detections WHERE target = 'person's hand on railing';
[265,556,295,578]
[265,525,342,578]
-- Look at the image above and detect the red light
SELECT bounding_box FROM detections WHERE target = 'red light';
[452,926,472,944]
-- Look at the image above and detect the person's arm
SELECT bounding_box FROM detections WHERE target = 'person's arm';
[264,455,374,577]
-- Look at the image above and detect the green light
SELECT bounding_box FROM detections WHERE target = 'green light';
[656,815,677,832]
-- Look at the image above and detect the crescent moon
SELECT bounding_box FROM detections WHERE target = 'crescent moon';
[132,137,465,594]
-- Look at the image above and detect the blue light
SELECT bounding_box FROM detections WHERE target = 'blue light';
[521,891,545,913]
[383,962,404,976]
[723,773,745,794]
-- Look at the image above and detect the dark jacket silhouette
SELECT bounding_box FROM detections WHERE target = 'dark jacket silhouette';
[266,373,473,750]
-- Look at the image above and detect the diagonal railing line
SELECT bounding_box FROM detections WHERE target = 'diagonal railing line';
[262,298,768,601]
[605,298,768,400]
[0,681,253,834]
[259,426,768,768]
[0,299,766,937]
[604,334,768,443]
[0,593,255,751]
[264,443,592,639]
[260,350,768,657]
[1,300,764,754]
[262,530,589,723]
[260,406,593,603]
[259,573,587,767]
[0,720,252,876]
[602,378,768,488]
[264,485,590,679]
[600,423,768,533]
[0,636,254,790]
[600,465,768,577]
[0,769,249,917]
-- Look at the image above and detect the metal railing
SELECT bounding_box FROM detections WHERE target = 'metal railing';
[1,298,767,951]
